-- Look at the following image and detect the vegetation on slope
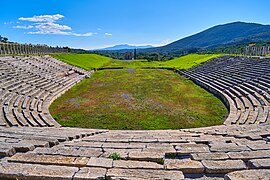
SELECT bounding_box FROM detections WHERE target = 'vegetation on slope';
[51,54,112,70]
[102,54,223,70]
[50,69,227,130]
[143,22,270,53]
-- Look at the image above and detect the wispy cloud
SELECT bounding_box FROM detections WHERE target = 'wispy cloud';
[105,32,112,36]
[14,14,94,37]
[13,25,34,29]
[19,14,64,23]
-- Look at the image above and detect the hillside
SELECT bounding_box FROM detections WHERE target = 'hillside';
[143,22,270,53]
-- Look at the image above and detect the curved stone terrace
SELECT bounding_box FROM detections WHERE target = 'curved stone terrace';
[0,55,269,180]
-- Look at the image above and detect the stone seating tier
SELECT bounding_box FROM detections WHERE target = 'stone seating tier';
[0,55,269,179]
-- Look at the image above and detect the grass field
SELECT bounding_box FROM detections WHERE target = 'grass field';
[50,69,227,130]
[102,54,223,70]
[162,54,223,69]
[51,54,112,70]
[52,53,223,70]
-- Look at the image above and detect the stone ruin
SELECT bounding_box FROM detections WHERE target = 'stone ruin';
[0,55,269,179]
[0,43,68,55]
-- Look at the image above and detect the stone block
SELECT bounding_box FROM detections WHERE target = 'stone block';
[113,160,163,170]
[225,169,270,180]
[106,168,184,180]
[164,159,204,173]
[87,157,113,168]
[202,160,246,174]
[8,153,89,167]
[0,162,78,179]
[191,152,229,161]
[248,158,270,169]
[73,167,107,180]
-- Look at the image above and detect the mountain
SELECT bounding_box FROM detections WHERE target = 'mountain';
[96,44,153,51]
[144,22,270,53]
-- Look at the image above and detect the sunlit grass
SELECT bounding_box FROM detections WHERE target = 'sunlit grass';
[50,69,227,130]
[102,54,224,70]
[51,54,112,70]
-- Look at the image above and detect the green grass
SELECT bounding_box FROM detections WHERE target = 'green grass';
[102,54,223,70]
[161,54,223,70]
[102,59,162,69]
[50,69,227,130]
[51,54,112,70]
[52,53,223,70]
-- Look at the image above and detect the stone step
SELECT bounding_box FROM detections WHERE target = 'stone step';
[8,153,89,167]
[106,168,184,180]
[0,162,78,179]
[202,160,246,174]
[225,169,270,180]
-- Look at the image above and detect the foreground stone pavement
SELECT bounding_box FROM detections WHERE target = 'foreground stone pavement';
[0,123,270,179]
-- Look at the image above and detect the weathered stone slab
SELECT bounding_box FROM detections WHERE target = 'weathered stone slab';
[62,141,103,148]
[191,152,229,161]
[175,143,210,155]
[164,159,204,173]
[3,142,35,152]
[224,169,270,180]
[210,143,250,152]
[87,157,113,168]
[0,146,16,157]
[20,140,50,148]
[248,158,270,169]
[0,162,78,179]
[247,143,270,150]
[33,146,103,157]
[202,160,246,174]
[228,150,270,160]
[128,151,164,164]
[8,153,89,167]
[82,136,107,142]
[113,160,163,170]
[22,135,59,146]
[102,142,146,149]
[143,147,176,154]
[106,168,184,180]
[73,167,107,180]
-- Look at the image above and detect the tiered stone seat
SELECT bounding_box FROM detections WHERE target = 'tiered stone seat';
[0,124,269,179]
[180,56,270,125]
[0,55,269,179]
[0,55,91,128]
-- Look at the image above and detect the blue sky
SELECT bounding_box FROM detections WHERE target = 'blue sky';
[0,0,269,50]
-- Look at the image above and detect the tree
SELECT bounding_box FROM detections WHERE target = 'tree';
[0,36,8,43]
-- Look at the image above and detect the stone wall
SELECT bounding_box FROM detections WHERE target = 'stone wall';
[0,43,68,55]
[244,46,270,56]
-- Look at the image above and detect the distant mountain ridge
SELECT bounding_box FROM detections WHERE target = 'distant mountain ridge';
[142,22,270,53]
[96,44,153,51]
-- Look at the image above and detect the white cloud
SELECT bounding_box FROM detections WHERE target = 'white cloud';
[105,32,112,36]
[72,32,94,37]
[15,14,95,37]
[19,14,64,23]
[4,21,14,25]
[13,25,34,29]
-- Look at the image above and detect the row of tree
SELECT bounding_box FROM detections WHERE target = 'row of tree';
[0,35,8,43]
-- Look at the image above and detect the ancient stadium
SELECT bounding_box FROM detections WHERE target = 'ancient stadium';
[0,41,269,180]
[1,1,270,177]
